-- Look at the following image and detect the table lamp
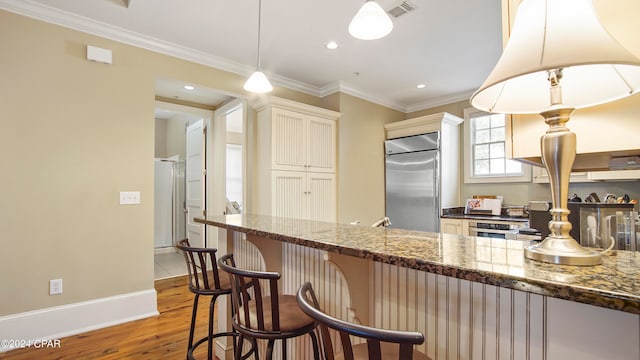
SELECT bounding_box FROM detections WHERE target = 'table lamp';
[470,0,640,265]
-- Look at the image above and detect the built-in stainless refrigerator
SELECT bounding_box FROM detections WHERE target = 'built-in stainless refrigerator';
[385,132,440,232]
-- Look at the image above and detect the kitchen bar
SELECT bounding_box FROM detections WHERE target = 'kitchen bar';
[197,214,640,359]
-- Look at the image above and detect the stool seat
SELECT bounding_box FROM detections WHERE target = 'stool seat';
[336,342,431,360]
[238,295,315,332]
[297,282,430,360]
[194,269,231,293]
[218,253,320,360]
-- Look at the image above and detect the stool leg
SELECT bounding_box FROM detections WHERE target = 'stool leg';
[188,293,200,359]
[309,331,320,360]
[266,339,275,360]
[208,294,218,360]
[281,339,287,360]
[235,334,244,360]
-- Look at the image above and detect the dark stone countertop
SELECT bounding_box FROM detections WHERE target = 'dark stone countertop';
[195,214,640,315]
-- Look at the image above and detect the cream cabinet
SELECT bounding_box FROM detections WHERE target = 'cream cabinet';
[503,0,640,173]
[440,218,463,235]
[532,164,640,183]
[440,218,470,236]
[254,96,341,222]
[271,171,336,222]
[271,108,336,173]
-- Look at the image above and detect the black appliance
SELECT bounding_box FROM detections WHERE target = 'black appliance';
[529,202,635,244]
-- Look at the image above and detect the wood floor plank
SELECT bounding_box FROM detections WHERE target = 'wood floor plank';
[0,276,222,360]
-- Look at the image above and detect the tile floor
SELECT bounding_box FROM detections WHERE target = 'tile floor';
[154,250,187,280]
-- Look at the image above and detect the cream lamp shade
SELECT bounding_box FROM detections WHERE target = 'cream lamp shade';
[348,0,393,40]
[244,70,273,93]
[470,0,640,114]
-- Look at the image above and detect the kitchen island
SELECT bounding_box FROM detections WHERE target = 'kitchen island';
[196,214,640,360]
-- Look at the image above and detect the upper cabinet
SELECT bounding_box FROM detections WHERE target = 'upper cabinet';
[271,108,336,173]
[503,0,640,178]
[253,96,341,222]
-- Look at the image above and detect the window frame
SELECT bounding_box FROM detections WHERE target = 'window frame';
[463,107,531,183]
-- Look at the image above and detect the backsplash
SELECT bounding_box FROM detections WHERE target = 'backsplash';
[462,181,640,209]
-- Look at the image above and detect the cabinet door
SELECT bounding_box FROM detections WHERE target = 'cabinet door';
[307,116,336,173]
[306,172,336,222]
[532,166,591,183]
[440,219,462,235]
[272,170,306,219]
[587,170,640,181]
[271,108,307,171]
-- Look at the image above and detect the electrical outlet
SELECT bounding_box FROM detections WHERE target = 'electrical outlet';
[50,279,63,295]
[119,191,141,205]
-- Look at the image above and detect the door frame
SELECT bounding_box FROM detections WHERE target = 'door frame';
[155,100,214,247]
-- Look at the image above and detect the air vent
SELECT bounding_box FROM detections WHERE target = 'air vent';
[387,1,416,18]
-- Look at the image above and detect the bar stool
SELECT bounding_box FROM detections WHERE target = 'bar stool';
[297,282,431,360]
[218,253,320,360]
[176,239,238,360]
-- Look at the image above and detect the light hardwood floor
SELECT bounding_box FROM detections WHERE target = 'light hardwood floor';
[0,276,218,360]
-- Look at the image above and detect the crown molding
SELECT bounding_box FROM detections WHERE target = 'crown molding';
[405,90,474,113]
[320,82,407,113]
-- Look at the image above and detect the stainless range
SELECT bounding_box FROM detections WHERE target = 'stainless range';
[468,220,540,241]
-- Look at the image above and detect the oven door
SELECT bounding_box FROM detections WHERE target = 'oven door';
[468,225,518,239]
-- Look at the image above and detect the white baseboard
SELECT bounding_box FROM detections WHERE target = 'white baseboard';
[0,289,158,353]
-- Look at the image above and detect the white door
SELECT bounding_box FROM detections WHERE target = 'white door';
[307,172,336,222]
[186,119,206,248]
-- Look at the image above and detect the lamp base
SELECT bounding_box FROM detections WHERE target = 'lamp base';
[525,235,602,266]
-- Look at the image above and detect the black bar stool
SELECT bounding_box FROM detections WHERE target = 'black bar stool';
[218,253,320,360]
[297,282,431,360]
[176,239,239,360]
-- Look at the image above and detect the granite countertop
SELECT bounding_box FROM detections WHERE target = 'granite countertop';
[195,214,640,315]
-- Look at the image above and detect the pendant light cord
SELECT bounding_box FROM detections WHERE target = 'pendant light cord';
[256,0,262,70]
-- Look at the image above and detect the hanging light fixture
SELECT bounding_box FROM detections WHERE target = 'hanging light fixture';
[348,0,393,40]
[471,0,640,265]
[244,0,273,93]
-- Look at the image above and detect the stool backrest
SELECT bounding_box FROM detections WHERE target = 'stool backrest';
[218,253,283,332]
[175,239,225,293]
[297,282,425,360]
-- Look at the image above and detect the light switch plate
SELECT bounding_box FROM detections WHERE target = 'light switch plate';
[50,279,63,295]
[120,191,140,205]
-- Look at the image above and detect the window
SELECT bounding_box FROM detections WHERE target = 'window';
[463,108,531,183]
[224,104,245,213]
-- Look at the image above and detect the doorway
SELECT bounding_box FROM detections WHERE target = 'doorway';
[153,101,212,279]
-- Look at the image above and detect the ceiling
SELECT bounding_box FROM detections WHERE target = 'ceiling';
[3,0,503,112]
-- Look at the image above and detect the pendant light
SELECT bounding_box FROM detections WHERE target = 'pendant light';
[244,0,273,93]
[348,0,393,40]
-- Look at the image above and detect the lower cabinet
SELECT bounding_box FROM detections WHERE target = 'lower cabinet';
[271,170,336,222]
[440,218,469,236]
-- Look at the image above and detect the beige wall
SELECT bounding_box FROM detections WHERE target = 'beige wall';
[333,94,405,225]
[0,10,327,316]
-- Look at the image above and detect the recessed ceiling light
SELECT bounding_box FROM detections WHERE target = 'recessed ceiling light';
[416,84,426,89]
[325,41,338,50]
[184,85,195,90]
